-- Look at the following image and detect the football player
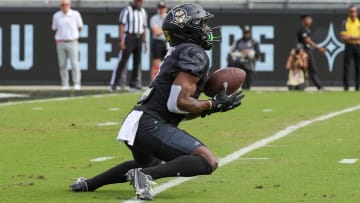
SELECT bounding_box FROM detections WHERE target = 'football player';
[70,3,244,201]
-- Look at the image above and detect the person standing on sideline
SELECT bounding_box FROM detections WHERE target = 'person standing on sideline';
[340,5,360,91]
[297,14,326,91]
[110,0,148,92]
[149,1,168,81]
[285,44,308,91]
[227,25,261,90]
[52,0,83,90]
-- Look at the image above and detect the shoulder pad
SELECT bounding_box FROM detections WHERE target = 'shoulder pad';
[175,43,209,78]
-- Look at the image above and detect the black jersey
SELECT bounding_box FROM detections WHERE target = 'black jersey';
[297,26,311,50]
[134,43,210,126]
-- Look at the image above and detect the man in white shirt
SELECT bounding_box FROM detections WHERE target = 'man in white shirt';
[52,0,83,90]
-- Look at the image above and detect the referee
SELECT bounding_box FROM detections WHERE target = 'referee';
[340,5,360,91]
[110,0,148,92]
[297,14,326,91]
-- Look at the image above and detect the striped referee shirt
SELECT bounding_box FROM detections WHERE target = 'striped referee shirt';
[119,5,147,35]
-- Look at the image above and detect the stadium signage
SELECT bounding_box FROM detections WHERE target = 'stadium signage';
[0,9,349,86]
[0,24,274,72]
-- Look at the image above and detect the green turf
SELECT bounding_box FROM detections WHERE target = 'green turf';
[1,91,360,202]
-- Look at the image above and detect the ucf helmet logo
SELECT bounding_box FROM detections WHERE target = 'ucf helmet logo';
[171,8,190,28]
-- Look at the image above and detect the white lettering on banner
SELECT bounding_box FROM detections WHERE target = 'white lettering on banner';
[96,25,151,71]
[97,25,118,70]
[317,23,344,72]
[252,26,274,72]
[220,25,274,71]
[11,24,33,70]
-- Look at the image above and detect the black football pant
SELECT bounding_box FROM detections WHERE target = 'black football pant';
[84,113,213,191]
[242,69,254,90]
[305,50,323,90]
[343,44,360,91]
[110,34,142,89]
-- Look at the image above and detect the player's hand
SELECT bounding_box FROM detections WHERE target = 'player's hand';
[318,47,327,54]
[119,41,126,50]
[202,82,244,117]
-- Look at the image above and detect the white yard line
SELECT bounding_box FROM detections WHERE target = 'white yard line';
[31,107,43,111]
[0,93,28,98]
[96,122,120,127]
[0,93,118,107]
[238,157,269,161]
[0,96,85,107]
[90,156,115,162]
[124,104,360,203]
[339,158,358,164]
[108,108,121,111]
[0,92,137,107]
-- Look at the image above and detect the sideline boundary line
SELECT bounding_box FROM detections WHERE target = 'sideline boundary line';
[124,104,360,203]
[0,93,121,107]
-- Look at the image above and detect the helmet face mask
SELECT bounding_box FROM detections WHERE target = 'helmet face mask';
[163,3,221,50]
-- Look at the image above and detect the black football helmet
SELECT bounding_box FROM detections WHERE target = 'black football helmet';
[162,3,221,50]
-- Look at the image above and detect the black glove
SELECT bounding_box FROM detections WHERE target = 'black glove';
[202,82,244,117]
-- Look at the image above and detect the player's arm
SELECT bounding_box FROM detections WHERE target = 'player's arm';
[299,51,308,69]
[169,71,244,119]
[169,72,212,117]
[151,26,163,36]
[119,24,126,50]
[77,12,83,32]
[285,49,295,70]
[254,41,261,60]
[341,33,356,41]
[304,37,326,54]
[51,14,57,33]
[339,20,360,41]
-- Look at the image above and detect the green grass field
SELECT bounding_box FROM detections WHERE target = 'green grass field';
[1,91,360,202]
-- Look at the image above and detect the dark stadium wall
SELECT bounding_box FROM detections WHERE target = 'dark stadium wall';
[0,8,350,86]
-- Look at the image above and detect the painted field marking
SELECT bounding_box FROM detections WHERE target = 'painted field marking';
[339,158,358,164]
[32,107,43,111]
[0,96,85,107]
[108,108,121,111]
[124,104,360,203]
[262,109,273,112]
[0,93,28,98]
[90,156,115,162]
[96,122,119,127]
[0,92,136,107]
[239,157,269,161]
[92,94,116,98]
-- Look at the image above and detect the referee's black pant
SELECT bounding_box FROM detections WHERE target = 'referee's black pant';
[110,34,142,89]
[305,49,323,90]
[343,43,360,91]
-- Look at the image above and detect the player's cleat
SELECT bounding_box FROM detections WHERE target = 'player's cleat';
[70,177,89,192]
[126,168,157,201]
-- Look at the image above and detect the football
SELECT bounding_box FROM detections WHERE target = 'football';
[203,67,246,97]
